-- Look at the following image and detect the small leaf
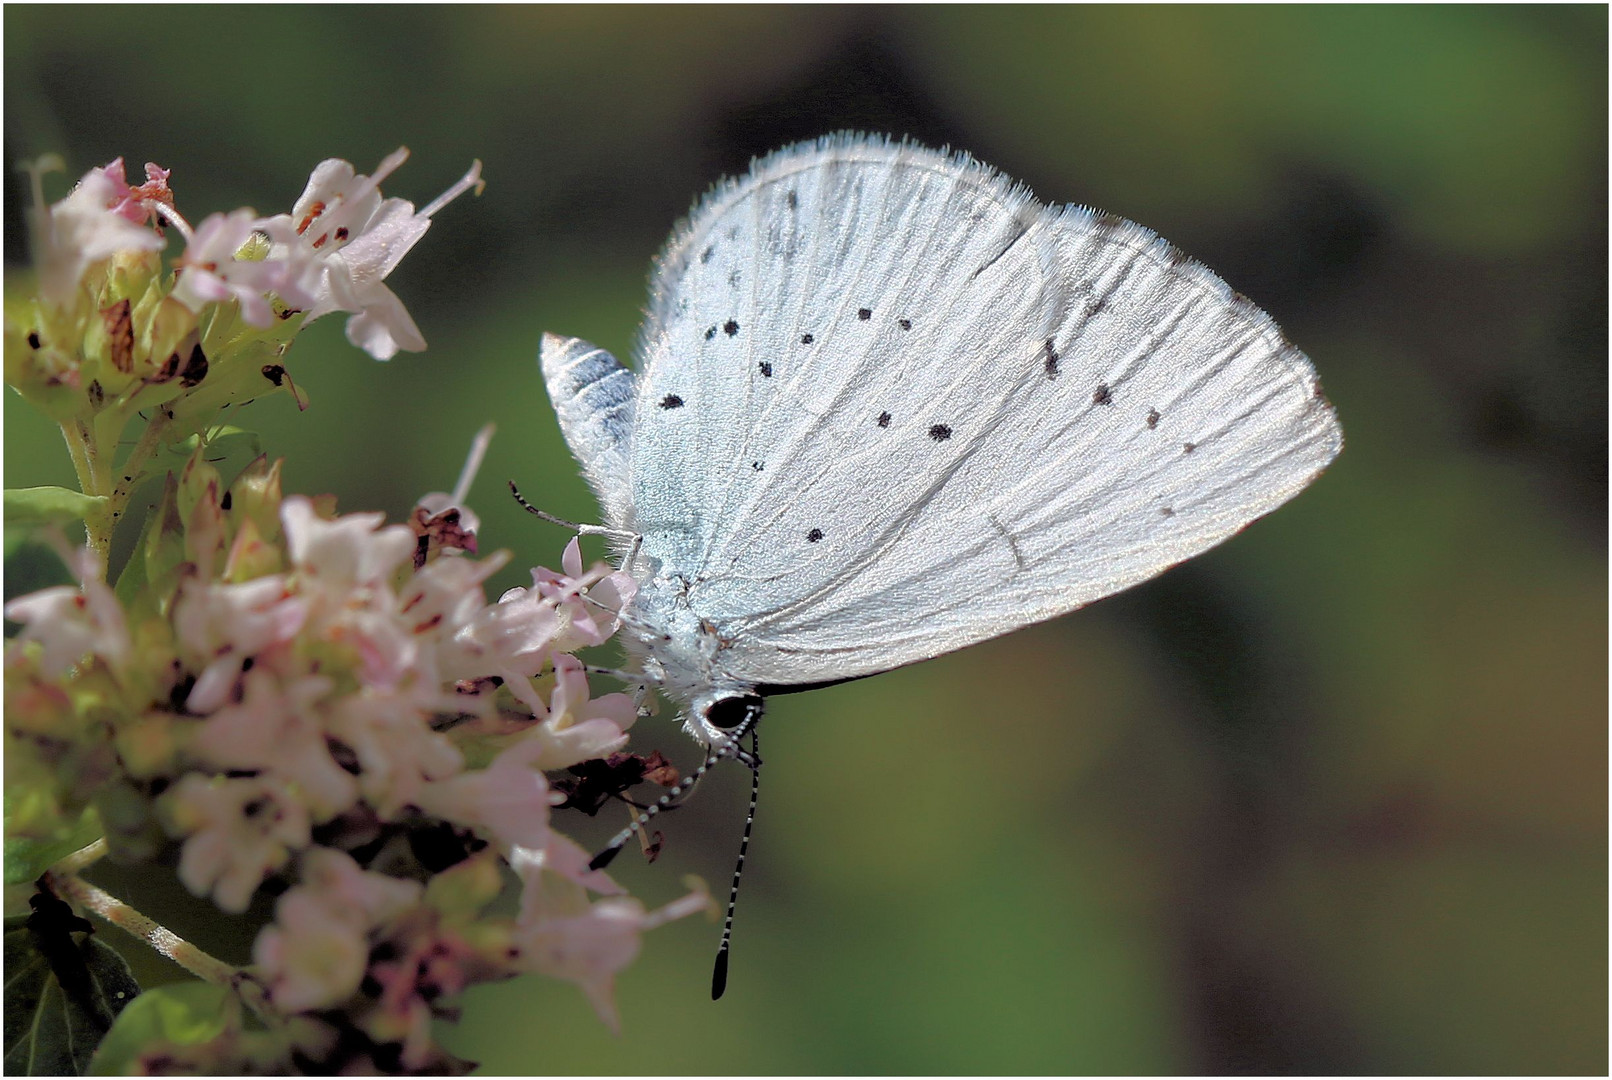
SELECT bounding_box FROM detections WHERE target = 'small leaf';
[3,897,141,1075]
[87,982,228,1077]
[3,488,107,527]
[3,803,102,885]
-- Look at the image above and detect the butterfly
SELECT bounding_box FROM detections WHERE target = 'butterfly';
[536,133,1342,994]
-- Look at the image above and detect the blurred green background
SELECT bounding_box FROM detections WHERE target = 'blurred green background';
[5,5,1606,1074]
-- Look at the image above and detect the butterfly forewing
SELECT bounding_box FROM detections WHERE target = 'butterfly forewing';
[545,135,1341,689]
[629,139,1065,606]
[717,198,1342,685]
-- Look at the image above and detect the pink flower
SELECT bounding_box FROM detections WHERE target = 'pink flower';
[528,654,637,770]
[527,538,636,652]
[36,160,166,307]
[398,547,509,656]
[254,848,421,1012]
[467,541,637,712]
[191,668,358,821]
[254,888,369,1012]
[167,774,311,913]
[509,831,625,899]
[411,738,556,851]
[172,575,307,714]
[3,548,129,677]
[282,496,415,591]
[460,584,566,713]
[170,209,315,327]
[266,149,483,360]
[511,887,711,1033]
[281,496,419,687]
[102,158,173,226]
[325,689,463,818]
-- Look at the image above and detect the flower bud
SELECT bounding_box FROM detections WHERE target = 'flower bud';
[222,516,283,583]
[424,850,503,920]
[226,455,285,544]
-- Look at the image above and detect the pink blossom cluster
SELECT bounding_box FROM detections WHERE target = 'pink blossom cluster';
[33,149,482,360]
[5,144,706,1071]
[4,449,707,1063]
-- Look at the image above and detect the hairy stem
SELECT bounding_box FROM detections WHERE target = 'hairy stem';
[45,870,274,1021]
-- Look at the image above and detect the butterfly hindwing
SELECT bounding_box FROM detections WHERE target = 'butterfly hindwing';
[540,333,636,526]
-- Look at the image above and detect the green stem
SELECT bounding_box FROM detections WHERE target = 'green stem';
[79,407,172,573]
[59,422,95,504]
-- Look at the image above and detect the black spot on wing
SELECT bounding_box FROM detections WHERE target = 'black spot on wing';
[1183,442,1196,454]
[806,527,823,543]
[701,246,714,264]
[758,361,772,377]
[929,424,952,441]
[857,308,872,321]
[704,326,716,341]
[1147,409,1160,429]
[801,333,814,345]
[877,411,892,428]
[786,189,798,210]
[898,318,911,331]
[1043,339,1059,378]
[659,395,684,409]
[1093,384,1113,406]
[724,319,740,337]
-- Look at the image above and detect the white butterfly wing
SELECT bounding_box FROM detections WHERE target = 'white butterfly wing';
[627,137,1064,565]
[723,204,1340,686]
[569,135,1341,688]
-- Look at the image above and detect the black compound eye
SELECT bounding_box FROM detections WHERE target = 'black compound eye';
[705,694,763,730]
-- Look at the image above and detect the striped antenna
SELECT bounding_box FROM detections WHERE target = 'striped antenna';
[586,711,760,871]
[711,723,761,1000]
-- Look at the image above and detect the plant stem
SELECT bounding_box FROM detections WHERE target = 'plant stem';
[49,836,108,876]
[78,405,172,571]
[45,870,274,1021]
[60,421,95,502]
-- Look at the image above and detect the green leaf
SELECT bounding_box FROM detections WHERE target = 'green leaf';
[3,488,107,528]
[87,983,228,1077]
[3,901,140,1075]
[3,804,103,885]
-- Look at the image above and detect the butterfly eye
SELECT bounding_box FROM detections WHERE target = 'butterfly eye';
[704,694,763,730]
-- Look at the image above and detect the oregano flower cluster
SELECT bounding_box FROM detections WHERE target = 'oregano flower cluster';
[4,152,704,1073]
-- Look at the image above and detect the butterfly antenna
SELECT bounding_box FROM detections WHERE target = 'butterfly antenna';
[712,723,761,1000]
